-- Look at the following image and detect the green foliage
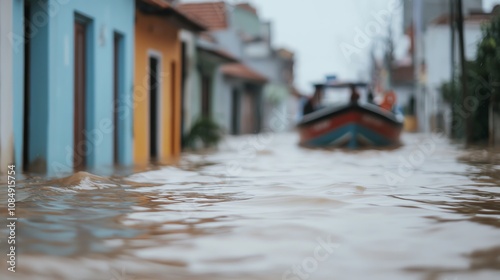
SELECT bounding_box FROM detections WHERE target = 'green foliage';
[185,117,223,149]
[439,16,500,142]
[440,79,458,104]
[476,15,500,103]
[440,78,463,139]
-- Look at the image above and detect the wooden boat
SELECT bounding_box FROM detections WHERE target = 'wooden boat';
[297,83,403,148]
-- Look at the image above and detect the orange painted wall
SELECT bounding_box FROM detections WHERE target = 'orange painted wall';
[134,11,182,166]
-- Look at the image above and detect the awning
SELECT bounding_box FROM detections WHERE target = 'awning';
[197,45,239,64]
[221,63,268,84]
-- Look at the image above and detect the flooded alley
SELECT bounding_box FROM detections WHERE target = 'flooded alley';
[1,132,499,280]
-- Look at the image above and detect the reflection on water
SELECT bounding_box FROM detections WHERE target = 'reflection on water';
[1,133,499,280]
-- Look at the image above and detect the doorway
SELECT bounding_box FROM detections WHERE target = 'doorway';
[170,61,177,157]
[231,88,240,135]
[201,75,211,118]
[241,91,256,134]
[22,2,31,171]
[180,42,187,147]
[149,55,161,162]
[74,20,87,170]
[113,33,124,165]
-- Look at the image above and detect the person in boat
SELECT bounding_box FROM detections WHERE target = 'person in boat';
[367,89,375,104]
[349,84,360,103]
[380,90,396,111]
[303,84,323,115]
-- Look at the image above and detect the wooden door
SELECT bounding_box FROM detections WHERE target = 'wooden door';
[201,75,211,118]
[22,2,31,170]
[231,88,240,135]
[149,56,159,161]
[113,33,122,164]
[74,21,87,170]
[241,91,256,134]
[170,61,177,157]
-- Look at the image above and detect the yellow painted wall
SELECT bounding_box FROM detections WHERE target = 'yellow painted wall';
[134,11,182,167]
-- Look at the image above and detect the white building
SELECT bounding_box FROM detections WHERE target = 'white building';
[423,13,490,133]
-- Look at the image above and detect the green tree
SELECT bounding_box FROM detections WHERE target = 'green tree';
[441,15,500,143]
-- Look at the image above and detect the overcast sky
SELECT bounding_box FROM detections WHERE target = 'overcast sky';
[244,0,404,93]
[182,0,500,94]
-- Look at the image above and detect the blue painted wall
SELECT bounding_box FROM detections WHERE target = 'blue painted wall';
[25,0,135,175]
[12,0,25,172]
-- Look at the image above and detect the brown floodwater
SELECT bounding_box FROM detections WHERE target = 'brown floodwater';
[1,132,500,280]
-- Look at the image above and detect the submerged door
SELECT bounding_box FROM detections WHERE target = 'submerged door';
[201,75,211,118]
[149,56,160,162]
[231,88,240,135]
[22,2,31,170]
[74,21,87,170]
[170,61,177,157]
[241,91,256,134]
[180,43,187,147]
[113,33,123,165]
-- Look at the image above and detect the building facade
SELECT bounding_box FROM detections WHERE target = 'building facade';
[403,0,483,132]
[133,0,204,166]
[178,1,297,136]
[0,0,15,174]
[2,0,135,176]
[424,13,488,133]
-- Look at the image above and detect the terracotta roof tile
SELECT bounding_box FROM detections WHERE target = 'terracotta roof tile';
[177,2,228,30]
[138,0,207,32]
[221,63,268,83]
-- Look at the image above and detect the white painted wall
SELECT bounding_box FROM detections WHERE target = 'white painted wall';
[180,30,201,136]
[213,69,232,133]
[423,22,484,132]
[0,0,14,173]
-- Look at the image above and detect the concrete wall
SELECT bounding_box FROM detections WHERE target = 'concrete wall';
[25,0,135,175]
[134,10,182,166]
[232,6,261,38]
[213,69,233,133]
[403,0,483,30]
[212,29,244,58]
[0,0,14,174]
[180,30,201,137]
[423,22,483,132]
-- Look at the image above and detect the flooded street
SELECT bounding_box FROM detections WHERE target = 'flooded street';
[2,132,500,280]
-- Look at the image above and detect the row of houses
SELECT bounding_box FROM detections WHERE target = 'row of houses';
[371,0,500,144]
[0,0,299,175]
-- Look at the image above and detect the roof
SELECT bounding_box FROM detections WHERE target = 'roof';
[197,45,239,64]
[431,12,494,25]
[314,82,368,88]
[177,2,228,31]
[137,0,207,32]
[221,63,268,83]
[141,0,171,8]
[391,65,414,84]
[199,32,218,43]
